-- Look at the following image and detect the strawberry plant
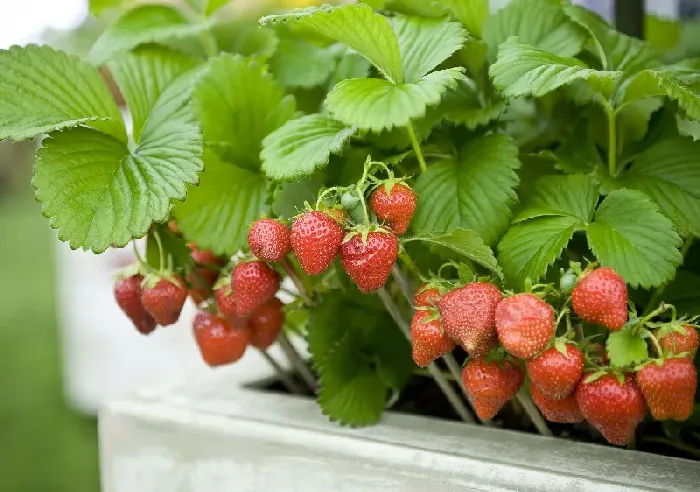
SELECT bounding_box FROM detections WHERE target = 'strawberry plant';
[2,0,700,457]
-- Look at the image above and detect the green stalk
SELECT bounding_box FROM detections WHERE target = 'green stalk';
[259,349,305,395]
[406,121,427,174]
[606,104,617,176]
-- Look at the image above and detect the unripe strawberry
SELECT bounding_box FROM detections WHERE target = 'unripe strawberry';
[576,373,646,445]
[141,276,188,326]
[531,385,584,424]
[193,311,251,367]
[340,231,398,293]
[495,294,555,359]
[232,260,280,317]
[414,285,441,309]
[248,218,291,263]
[526,344,584,400]
[572,267,628,330]
[462,359,524,420]
[114,274,156,335]
[410,309,456,367]
[636,358,697,421]
[659,325,699,358]
[249,297,285,350]
[438,282,501,357]
[291,211,344,276]
[370,182,417,235]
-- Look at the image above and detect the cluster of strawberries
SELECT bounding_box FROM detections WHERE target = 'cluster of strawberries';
[411,267,698,445]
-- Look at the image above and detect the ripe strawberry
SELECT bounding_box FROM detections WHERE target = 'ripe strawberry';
[247,218,291,263]
[231,260,280,317]
[249,297,285,350]
[438,282,501,357]
[462,359,524,420]
[370,182,417,235]
[660,325,699,358]
[193,310,251,367]
[636,358,697,421]
[470,334,498,359]
[324,207,348,226]
[414,285,441,308]
[188,244,223,304]
[495,293,555,359]
[340,231,399,293]
[526,344,584,400]
[530,385,584,424]
[114,274,156,335]
[572,267,628,330]
[291,211,344,276]
[410,309,456,367]
[576,373,646,445]
[215,284,237,321]
[141,276,188,326]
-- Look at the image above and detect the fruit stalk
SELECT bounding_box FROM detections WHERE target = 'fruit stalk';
[281,257,313,305]
[259,348,306,395]
[406,120,427,174]
[514,390,552,436]
[278,331,317,392]
[390,265,414,303]
[377,288,476,423]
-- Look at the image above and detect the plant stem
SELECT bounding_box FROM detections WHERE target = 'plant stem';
[377,288,475,423]
[391,265,414,304]
[259,349,305,395]
[516,390,552,436]
[406,121,427,174]
[606,103,617,176]
[282,257,313,305]
[278,331,317,392]
[644,237,694,315]
[443,353,493,426]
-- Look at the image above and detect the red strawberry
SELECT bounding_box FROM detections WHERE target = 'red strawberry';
[462,359,524,420]
[370,182,417,235]
[188,244,224,304]
[291,211,344,276]
[340,231,399,293]
[636,358,697,421]
[247,219,291,263]
[249,297,285,350]
[114,274,156,335]
[572,267,628,330]
[324,207,348,226]
[215,285,237,322]
[531,385,584,424]
[470,334,498,359]
[438,282,501,357]
[193,310,251,367]
[141,276,188,326]
[660,325,699,358]
[414,285,441,308]
[231,260,280,317]
[495,293,555,359]
[526,344,584,400]
[576,373,646,445]
[410,309,456,367]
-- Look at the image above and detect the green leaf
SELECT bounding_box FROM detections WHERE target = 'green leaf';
[547,120,602,173]
[108,46,198,142]
[145,223,193,274]
[325,68,465,132]
[438,80,506,129]
[368,320,414,391]
[412,133,520,246]
[490,39,620,99]
[261,114,356,182]
[89,0,122,16]
[89,5,211,65]
[212,21,279,58]
[587,190,683,289]
[497,216,579,289]
[270,38,336,89]
[33,68,203,253]
[389,15,467,82]
[619,68,700,121]
[329,51,371,86]
[0,45,124,141]
[260,4,404,84]
[185,0,229,16]
[664,270,700,318]
[271,178,322,221]
[402,228,502,278]
[438,0,489,38]
[512,174,599,224]
[172,152,269,255]
[607,137,700,238]
[482,0,586,61]
[194,54,296,169]
[606,330,648,368]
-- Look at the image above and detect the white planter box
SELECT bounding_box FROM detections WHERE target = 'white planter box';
[100,369,700,491]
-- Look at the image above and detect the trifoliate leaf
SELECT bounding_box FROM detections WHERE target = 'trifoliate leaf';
[89,5,211,65]
[438,79,506,129]
[490,39,620,99]
[389,15,467,82]
[270,38,336,89]
[677,114,700,141]
[368,320,414,391]
[618,68,700,121]
[513,174,599,224]
[184,0,229,16]
[438,0,489,38]
[497,216,579,289]
[172,152,269,256]
[402,228,502,278]
[606,330,648,368]
[325,68,465,132]
[272,178,322,221]
[194,54,296,169]
[587,190,683,289]
[606,137,700,238]
[145,223,193,274]
[618,97,664,145]
[329,51,371,87]
[547,120,602,173]
[108,46,198,141]
[260,4,404,84]
[412,133,520,246]
[482,0,586,61]
[213,21,278,58]
[261,114,356,181]
[0,45,124,141]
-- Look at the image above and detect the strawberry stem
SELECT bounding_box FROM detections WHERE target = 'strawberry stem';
[406,120,427,174]
[153,230,165,273]
[390,265,414,304]
[515,390,553,436]
[259,349,306,395]
[282,257,313,305]
[132,240,148,271]
[278,331,317,393]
